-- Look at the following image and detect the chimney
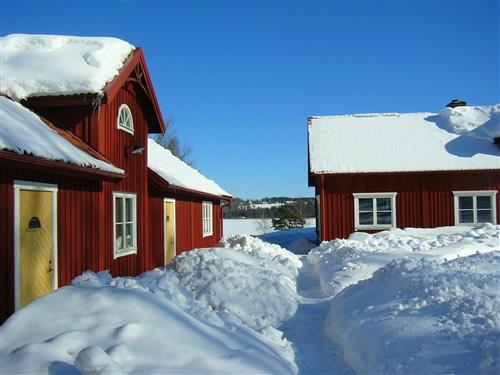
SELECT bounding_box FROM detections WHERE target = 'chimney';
[494,136,500,147]
[446,99,467,108]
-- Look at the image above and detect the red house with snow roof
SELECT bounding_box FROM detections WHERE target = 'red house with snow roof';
[308,102,500,241]
[0,34,231,323]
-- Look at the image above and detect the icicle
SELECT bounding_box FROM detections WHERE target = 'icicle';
[92,91,104,118]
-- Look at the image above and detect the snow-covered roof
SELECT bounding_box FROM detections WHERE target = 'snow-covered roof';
[308,105,500,174]
[0,34,135,101]
[0,96,123,174]
[148,138,231,198]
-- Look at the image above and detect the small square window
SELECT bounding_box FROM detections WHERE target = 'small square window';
[454,191,497,226]
[353,193,397,230]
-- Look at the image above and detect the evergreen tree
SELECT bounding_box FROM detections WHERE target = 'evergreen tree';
[272,207,305,230]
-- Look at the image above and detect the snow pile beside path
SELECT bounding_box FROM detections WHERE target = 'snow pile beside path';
[307,224,499,296]
[1,34,134,101]
[1,268,297,374]
[73,268,226,326]
[174,239,301,331]
[220,234,302,273]
[326,251,500,374]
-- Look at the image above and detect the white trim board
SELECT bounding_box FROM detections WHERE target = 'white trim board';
[163,198,176,266]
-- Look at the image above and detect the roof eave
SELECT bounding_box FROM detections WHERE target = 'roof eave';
[103,48,166,134]
[148,168,230,200]
[0,150,126,181]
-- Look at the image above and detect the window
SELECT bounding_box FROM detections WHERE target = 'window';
[117,104,134,134]
[453,191,497,225]
[202,201,213,237]
[353,192,397,230]
[113,192,137,258]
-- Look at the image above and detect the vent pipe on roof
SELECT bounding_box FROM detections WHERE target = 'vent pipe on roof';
[446,99,467,108]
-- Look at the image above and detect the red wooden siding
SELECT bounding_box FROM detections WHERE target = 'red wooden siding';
[0,167,102,323]
[316,170,500,241]
[148,186,224,267]
[98,82,154,276]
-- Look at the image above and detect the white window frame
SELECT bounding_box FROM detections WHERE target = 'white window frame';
[353,192,397,230]
[117,104,134,134]
[113,192,138,258]
[453,190,497,226]
[202,201,213,237]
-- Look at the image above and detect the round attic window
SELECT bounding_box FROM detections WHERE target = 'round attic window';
[117,104,134,134]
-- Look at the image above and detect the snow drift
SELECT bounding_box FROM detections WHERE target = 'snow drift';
[326,252,500,374]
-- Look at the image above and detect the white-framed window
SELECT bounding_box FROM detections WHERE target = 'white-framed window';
[353,192,397,230]
[202,201,213,237]
[113,192,137,258]
[453,191,497,225]
[117,104,134,134]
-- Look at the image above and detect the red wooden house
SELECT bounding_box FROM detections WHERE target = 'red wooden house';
[148,139,232,265]
[308,102,500,241]
[0,34,231,323]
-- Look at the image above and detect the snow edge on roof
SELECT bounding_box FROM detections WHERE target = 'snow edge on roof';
[148,138,231,198]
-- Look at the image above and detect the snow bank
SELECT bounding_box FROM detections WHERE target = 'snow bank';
[326,252,500,374]
[1,34,134,101]
[174,236,301,331]
[307,223,499,297]
[1,268,297,374]
[0,96,123,174]
[148,138,230,197]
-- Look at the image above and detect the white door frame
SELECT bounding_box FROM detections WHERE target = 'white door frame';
[14,180,58,310]
[163,198,176,265]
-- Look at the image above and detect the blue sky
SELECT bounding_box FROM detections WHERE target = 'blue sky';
[2,1,498,199]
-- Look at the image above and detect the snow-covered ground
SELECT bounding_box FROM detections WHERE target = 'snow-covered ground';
[307,224,499,374]
[223,217,316,236]
[1,224,498,375]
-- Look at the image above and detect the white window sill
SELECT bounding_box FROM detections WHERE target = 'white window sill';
[114,248,138,259]
[118,125,134,135]
[355,225,394,231]
[202,232,213,238]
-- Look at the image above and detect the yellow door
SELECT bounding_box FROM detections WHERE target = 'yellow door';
[19,190,54,307]
[164,201,175,264]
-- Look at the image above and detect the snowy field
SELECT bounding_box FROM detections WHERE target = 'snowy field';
[1,224,498,375]
[224,217,316,236]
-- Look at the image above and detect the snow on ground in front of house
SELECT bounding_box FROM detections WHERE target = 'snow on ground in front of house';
[0,240,299,375]
[2,224,498,375]
[0,34,134,101]
[327,252,500,375]
[178,236,301,331]
[223,217,315,237]
[307,223,499,297]
[306,223,499,374]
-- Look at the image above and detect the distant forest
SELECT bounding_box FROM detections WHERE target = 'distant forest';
[224,197,316,219]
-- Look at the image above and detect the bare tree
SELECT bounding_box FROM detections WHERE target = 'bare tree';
[255,212,273,234]
[155,115,194,166]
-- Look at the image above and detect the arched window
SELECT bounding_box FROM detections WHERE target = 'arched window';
[117,104,134,134]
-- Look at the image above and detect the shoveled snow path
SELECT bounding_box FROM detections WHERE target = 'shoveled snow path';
[280,256,354,375]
